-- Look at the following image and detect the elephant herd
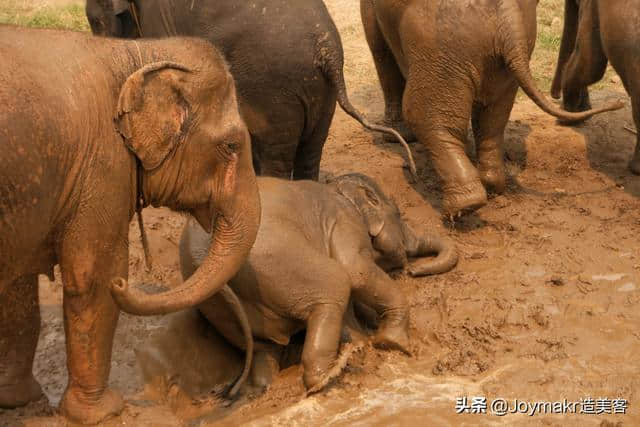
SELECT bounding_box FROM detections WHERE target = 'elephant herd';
[0,0,636,424]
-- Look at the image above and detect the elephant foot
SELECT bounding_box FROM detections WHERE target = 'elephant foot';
[442,181,487,217]
[59,387,124,425]
[0,374,44,408]
[250,351,279,390]
[558,91,591,125]
[629,157,640,175]
[381,118,417,144]
[373,324,411,356]
[478,156,506,194]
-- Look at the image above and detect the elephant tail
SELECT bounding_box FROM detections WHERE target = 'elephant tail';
[219,284,254,397]
[315,32,418,179]
[498,0,622,122]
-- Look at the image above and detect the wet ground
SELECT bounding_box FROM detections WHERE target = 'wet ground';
[2,0,639,426]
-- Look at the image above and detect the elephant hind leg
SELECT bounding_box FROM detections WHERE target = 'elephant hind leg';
[560,2,608,114]
[0,274,43,408]
[403,76,486,215]
[292,91,337,181]
[471,84,519,195]
[360,0,414,143]
[628,89,640,175]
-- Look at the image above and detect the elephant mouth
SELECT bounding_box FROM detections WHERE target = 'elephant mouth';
[192,205,218,234]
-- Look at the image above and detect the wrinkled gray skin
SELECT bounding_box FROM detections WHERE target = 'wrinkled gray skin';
[85,0,413,181]
[180,174,457,390]
[361,0,623,216]
[551,0,640,174]
[0,26,260,424]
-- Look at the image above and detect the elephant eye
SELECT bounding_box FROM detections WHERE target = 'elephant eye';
[223,140,240,154]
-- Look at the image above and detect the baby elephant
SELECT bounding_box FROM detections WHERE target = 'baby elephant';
[180,174,457,391]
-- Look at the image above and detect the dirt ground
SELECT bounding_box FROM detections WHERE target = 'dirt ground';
[2,1,640,426]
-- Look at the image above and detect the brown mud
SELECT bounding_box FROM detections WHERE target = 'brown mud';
[2,1,639,426]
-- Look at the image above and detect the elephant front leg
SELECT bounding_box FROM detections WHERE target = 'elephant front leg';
[404,77,486,215]
[301,303,345,391]
[0,274,44,408]
[629,95,640,175]
[471,85,518,195]
[58,236,126,424]
[360,0,415,143]
[350,260,410,355]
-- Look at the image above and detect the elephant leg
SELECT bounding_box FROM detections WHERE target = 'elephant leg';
[349,260,410,355]
[629,90,640,175]
[471,84,518,194]
[253,130,301,180]
[561,2,608,114]
[250,348,281,390]
[0,274,44,408]
[301,302,345,390]
[551,0,579,99]
[360,0,415,143]
[404,76,486,215]
[292,91,337,181]
[57,225,127,424]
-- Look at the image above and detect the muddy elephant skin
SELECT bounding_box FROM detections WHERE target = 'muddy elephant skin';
[0,26,260,424]
[180,174,457,391]
[360,0,623,216]
[551,0,640,173]
[86,0,412,181]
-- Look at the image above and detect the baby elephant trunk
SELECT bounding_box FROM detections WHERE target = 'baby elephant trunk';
[403,223,458,276]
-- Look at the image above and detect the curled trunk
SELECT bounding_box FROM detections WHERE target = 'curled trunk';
[499,0,622,122]
[403,223,458,276]
[110,165,261,316]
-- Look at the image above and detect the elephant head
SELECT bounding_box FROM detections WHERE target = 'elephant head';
[330,174,458,276]
[85,0,138,37]
[110,45,261,316]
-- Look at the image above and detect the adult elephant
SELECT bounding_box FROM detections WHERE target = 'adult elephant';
[85,0,415,181]
[551,0,640,174]
[360,0,623,216]
[0,26,259,424]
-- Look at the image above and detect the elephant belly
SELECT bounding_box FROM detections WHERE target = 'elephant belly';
[243,300,302,346]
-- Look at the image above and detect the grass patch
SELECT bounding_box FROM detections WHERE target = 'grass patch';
[0,1,89,31]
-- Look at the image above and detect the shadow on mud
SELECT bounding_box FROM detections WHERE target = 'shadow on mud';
[563,89,640,199]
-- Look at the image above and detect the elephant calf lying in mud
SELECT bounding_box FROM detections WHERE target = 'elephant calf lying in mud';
[179,174,458,391]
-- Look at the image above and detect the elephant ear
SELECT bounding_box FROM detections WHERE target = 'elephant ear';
[115,61,194,170]
[335,180,385,237]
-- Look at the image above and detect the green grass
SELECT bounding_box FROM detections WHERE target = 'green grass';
[0,1,89,31]
[525,0,619,97]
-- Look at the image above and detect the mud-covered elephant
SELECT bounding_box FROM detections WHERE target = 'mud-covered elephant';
[0,27,259,424]
[180,174,457,391]
[360,0,623,216]
[85,0,414,181]
[551,0,640,174]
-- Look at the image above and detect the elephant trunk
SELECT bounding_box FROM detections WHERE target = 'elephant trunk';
[403,223,458,276]
[499,0,622,122]
[316,30,417,179]
[550,0,580,99]
[110,161,261,316]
